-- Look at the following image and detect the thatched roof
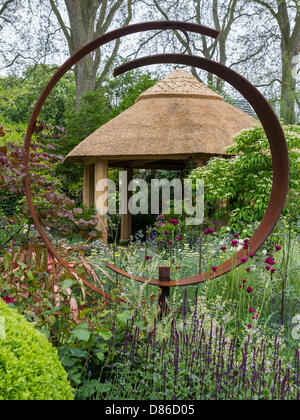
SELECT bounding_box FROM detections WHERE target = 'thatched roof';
[65,70,257,164]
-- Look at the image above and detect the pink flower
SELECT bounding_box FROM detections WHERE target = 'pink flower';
[271,268,276,273]
[241,279,247,284]
[265,265,271,270]
[176,236,183,241]
[145,255,151,260]
[246,267,251,272]
[168,241,173,245]
[244,238,250,243]
[220,246,227,251]
[241,257,248,263]
[247,286,253,293]
[231,240,239,247]
[211,266,218,272]
[243,244,249,250]
[247,324,253,329]
[175,266,181,270]
[275,245,282,251]
[164,230,169,235]
[204,228,214,235]
[233,233,239,238]
[249,253,255,258]
[249,307,255,313]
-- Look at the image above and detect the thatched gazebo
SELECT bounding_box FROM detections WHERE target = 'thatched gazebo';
[65,70,257,243]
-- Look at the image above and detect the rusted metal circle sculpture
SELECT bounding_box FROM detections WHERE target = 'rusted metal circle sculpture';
[24,21,289,290]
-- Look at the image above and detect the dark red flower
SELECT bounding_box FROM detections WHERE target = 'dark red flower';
[247,286,253,293]
[204,228,214,235]
[211,266,218,272]
[2,296,16,305]
[275,245,282,251]
[265,257,275,265]
[168,219,180,226]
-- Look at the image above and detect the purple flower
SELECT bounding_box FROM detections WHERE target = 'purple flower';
[241,257,248,263]
[176,236,183,241]
[275,245,282,251]
[249,253,255,258]
[168,241,173,245]
[233,233,239,238]
[163,230,169,235]
[247,286,253,294]
[265,265,271,270]
[271,268,276,273]
[211,266,218,272]
[249,307,255,313]
[246,267,251,272]
[220,246,227,251]
[145,255,151,260]
[231,240,239,247]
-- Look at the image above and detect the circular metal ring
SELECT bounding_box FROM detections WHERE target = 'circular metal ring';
[23,22,289,287]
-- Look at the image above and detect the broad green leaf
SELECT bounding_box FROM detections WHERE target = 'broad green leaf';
[71,328,90,342]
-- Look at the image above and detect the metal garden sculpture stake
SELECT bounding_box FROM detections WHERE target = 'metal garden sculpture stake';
[23,21,289,307]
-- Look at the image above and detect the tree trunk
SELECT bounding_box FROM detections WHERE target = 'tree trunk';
[50,0,132,111]
[280,51,296,124]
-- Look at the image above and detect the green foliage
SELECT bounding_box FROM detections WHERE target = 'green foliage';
[105,70,157,118]
[0,65,75,127]
[0,298,74,400]
[188,124,300,231]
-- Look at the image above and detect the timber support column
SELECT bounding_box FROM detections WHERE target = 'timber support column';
[83,164,94,208]
[120,168,133,242]
[94,160,108,244]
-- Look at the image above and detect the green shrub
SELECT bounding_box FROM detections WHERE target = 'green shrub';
[0,299,74,400]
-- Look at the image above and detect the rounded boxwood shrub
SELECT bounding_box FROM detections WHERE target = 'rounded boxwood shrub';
[0,299,74,400]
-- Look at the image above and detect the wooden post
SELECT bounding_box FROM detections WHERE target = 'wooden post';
[83,164,94,208]
[158,266,170,317]
[120,168,133,242]
[94,160,108,244]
